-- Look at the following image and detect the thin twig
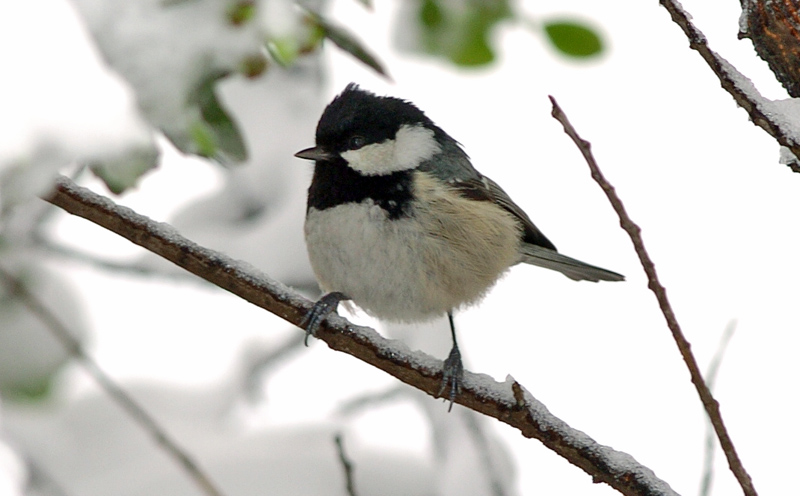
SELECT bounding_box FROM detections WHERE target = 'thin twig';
[243,332,306,401]
[657,0,800,173]
[25,458,73,496]
[335,385,406,417]
[549,95,757,496]
[34,235,203,282]
[43,176,679,496]
[0,265,227,496]
[334,433,358,496]
[699,321,737,496]
[462,410,509,496]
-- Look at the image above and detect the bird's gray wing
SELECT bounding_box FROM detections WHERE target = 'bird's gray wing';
[517,244,624,282]
[418,137,482,182]
[449,174,624,282]
[447,173,558,251]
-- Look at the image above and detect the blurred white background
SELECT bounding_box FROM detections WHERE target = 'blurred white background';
[1,0,798,495]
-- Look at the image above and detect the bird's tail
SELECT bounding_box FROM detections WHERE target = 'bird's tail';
[519,244,624,282]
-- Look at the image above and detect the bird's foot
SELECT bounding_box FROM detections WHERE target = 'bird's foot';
[301,292,349,345]
[438,343,464,411]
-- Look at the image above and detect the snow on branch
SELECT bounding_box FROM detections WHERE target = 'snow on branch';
[44,176,678,496]
[658,0,800,172]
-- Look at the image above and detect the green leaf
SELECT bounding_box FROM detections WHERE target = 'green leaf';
[239,52,269,78]
[227,0,256,26]
[450,15,495,66]
[266,37,300,66]
[187,72,248,164]
[227,1,255,26]
[420,0,443,28]
[90,145,160,194]
[543,21,603,58]
[416,0,512,68]
[299,21,326,53]
[3,376,54,402]
[307,11,388,77]
[188,121,218,159]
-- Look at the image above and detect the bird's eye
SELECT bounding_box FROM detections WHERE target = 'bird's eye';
[349,135,366,150]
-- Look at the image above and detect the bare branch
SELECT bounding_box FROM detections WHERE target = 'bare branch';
[462,409,511,496]
[549,96,757,496]
[25,458,72,496]
[334,433,358,496]
[335,385,406,417]
[242,332,306,401]
[657,0,800,172]
[0,265,226,496]
[43,176,679,496]
[34,234,202,282]
[699,321,737,496]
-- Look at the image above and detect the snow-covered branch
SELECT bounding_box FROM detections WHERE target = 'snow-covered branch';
[658,0,800,172]
[44,176,678,496]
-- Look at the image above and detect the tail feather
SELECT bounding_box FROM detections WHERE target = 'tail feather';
[519,244,624,282]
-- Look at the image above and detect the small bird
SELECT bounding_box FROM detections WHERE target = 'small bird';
[295,84,623,406]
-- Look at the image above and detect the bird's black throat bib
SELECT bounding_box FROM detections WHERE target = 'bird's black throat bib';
[307,160,413,220]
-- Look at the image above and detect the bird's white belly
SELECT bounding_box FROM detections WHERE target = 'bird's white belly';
[305,202,442,320]
[304,191,520,321]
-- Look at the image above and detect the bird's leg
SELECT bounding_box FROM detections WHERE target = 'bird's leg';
[301,291,350,345]
[438,311,463,411]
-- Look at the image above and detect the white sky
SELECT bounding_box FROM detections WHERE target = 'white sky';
[2,1,799,495]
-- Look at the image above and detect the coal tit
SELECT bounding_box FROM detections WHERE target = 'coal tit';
[295,84,623,405]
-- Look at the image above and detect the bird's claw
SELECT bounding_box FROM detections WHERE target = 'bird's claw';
[301,292,348,345]
[439,343,464,411]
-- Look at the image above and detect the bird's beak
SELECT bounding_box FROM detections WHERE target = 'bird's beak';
[294,146,335,162]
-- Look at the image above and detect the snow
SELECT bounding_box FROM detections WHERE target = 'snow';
[715,42,800,159]
[70,0,266,151]
[135,63,324,287]
[0,0,155,207]
[738,0,753,37]
[0,261,89,396]
[761,98,800,144]
[0,401,25,496]
[3,379,435,496]
[0,441,25,496]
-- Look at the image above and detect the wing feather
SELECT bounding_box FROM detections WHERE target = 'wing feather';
[418,139,623,282]
[448,175,624,282]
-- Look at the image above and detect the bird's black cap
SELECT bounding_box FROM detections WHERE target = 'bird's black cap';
[314,83,438,153]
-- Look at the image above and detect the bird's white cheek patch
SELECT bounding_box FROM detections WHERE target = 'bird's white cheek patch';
[394,124,441,169]
[341,140,397,175]
[341,124,441,176]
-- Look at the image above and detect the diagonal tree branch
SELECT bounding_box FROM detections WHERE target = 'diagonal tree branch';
[657,0,800,173]
[43,175,679,496]
[549,96,757,496]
